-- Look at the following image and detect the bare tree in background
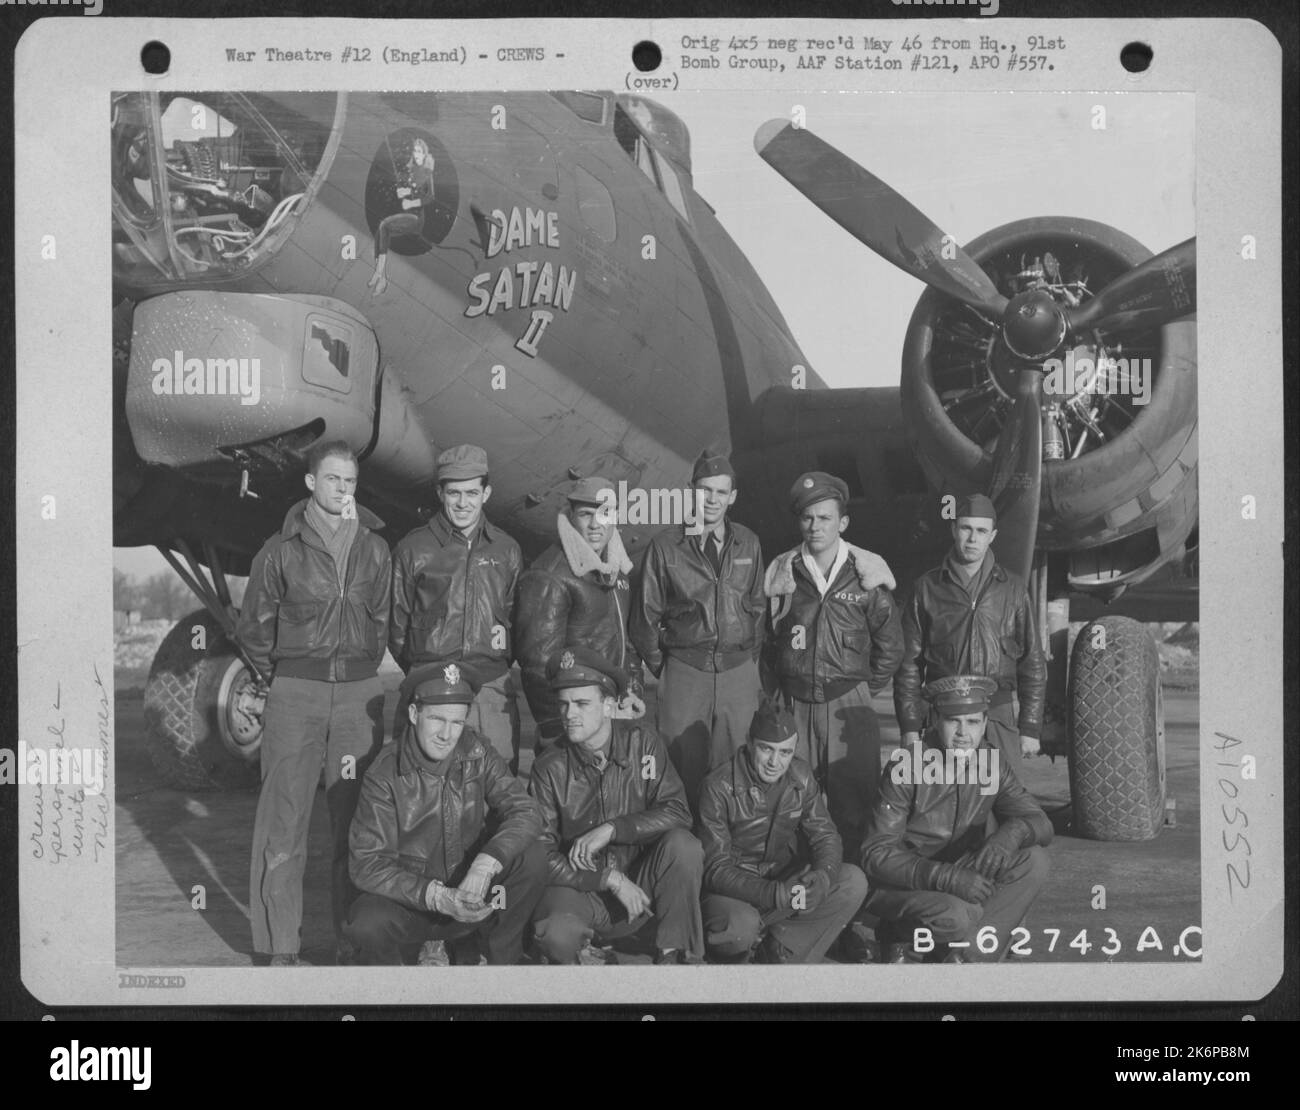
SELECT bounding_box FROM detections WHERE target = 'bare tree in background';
[113,567,144,613]
[140,572,193,621]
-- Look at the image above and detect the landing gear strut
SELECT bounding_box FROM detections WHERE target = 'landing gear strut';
[143,540,266,790]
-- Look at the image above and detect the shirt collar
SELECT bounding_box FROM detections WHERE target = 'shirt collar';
[432,510,491,546]
[800,539,849,597]
[569,721,630,769]
[694,521,728,550]
[398,727,474,777]
[942,550,1001,585]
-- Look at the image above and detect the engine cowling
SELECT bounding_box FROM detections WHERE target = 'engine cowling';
[900,217,1197,582]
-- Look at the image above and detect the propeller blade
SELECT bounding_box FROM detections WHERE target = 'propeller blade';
[1067,237,1196,335]
[754,119,1008,317]
[987,366,1044,583]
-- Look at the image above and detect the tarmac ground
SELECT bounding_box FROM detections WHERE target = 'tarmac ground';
[115,672,1200,968]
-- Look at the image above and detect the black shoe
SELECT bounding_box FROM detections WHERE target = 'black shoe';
[448,932,486,966]
[654,948,703,965]
[756,933,796,965]
[834,921,880,964]
[883,942,922,964]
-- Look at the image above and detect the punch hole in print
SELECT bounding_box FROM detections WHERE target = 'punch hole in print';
[1119,42,1153,74]
[632,41,662,72]
[141,41,170,76]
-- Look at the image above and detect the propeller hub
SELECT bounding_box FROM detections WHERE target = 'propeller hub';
[1002,289,1067,361]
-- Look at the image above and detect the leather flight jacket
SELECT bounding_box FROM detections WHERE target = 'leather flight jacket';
[237,498,391,683]
[514,544,645,740]
[861,735,1053,892]
[697,748,842,910]
[764,550,904,703]
[349,724,541,910]
[528,720,692,891]
[389,512,522,681]
[630,522,766,676]
[893,557,1047,739]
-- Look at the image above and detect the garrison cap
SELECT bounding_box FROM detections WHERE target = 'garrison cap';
[692,450,736,484]
[546,646,625,698]
[955,492,998,525]
[405,660,482,706]
[749,700,799,745]
[437,444,489,483]
[923,674,998,716]
[790,471,850,515]
[566,475,617,508]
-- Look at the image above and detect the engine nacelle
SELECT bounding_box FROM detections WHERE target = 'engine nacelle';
[125,291,380,477]
[900,218,1197,579]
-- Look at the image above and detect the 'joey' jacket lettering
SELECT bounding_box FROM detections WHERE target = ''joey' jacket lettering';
[765,554,903,702]
[697,748,841,910]
[237,498,391,683]
[529,720,691,891]
[349,725,541,910]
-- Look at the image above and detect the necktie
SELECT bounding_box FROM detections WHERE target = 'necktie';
[705,533,723,575]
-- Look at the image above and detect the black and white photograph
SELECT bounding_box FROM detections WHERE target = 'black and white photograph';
[9,15,1286,1016]
[108,83,1199,968]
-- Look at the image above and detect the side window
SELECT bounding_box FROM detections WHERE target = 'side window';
[574,166,617,243]
[550,91,607,124]
[653,151,691,225]
[614,105,660,188]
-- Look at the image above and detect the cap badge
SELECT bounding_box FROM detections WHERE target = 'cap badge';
[803,478,814,488]
[443,664,460,687]
[560,650,576,671]
[955,676,971,696]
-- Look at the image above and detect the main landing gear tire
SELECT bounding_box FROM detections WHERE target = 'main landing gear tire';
[144,609,264,791]
[1067,615,1166,841]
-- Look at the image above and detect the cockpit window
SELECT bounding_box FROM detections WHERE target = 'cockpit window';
[613,105,660,189]
[112,91,342,287]
[653,151,691,225]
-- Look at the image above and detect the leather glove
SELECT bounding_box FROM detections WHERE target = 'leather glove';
[933,864,995,904]
[426,880,493,924]
[459,853,503,904]
[971,818,1031,880]
[794,868,831,913]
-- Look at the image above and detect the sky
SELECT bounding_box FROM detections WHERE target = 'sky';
[115,89,1194,581]
[671,89,1195,389]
